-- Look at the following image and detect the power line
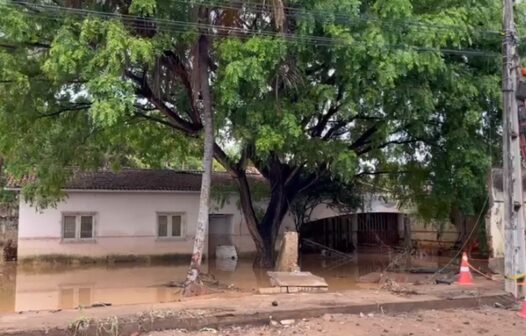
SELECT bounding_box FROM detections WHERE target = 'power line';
[10,0,501,37]
[167,0,502,36]
[20,11,500,57]
[3,1,501,58]
[12,10,355,47]
[5,2,359,46]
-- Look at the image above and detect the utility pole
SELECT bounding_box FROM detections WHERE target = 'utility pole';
[502,0,526,297]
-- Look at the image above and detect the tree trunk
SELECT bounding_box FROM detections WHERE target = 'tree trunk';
[236,172,266,250]
[216,150,305,268]
[212,149,278,268]
[254,181,293,268]
[183,35,213,297]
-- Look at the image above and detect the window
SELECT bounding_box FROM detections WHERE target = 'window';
[62,213,95,240]
[80,216,93,238]
[63,216,76,239]
[157,213,184,238]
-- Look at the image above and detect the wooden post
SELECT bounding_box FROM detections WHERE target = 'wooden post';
[502,0,526,297]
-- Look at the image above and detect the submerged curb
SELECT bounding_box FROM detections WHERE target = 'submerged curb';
[1,293,513,336]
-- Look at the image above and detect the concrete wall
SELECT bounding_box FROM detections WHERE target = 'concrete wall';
[487,201,505,258]
[487,184,506,259]
[18,191,257,259]
[486,168,524,259]
[407,216,458,249]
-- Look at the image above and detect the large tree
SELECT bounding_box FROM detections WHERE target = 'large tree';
[0,0,503,266]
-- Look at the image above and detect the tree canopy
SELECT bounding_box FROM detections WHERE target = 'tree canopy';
[0,0,505,265]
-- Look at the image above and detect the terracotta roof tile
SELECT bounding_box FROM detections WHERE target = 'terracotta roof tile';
[7,169,264,191]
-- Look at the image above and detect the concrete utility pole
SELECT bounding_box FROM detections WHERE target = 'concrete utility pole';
[502,0,526,297]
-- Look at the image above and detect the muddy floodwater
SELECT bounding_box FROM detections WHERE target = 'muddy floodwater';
[0,252,469,313]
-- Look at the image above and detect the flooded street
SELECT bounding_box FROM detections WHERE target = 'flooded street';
[0,252,465,313]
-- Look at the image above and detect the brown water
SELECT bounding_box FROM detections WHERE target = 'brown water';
[0,252,460,314]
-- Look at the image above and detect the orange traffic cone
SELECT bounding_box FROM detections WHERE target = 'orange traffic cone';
[457,252,474,285]
[519,297,526,319]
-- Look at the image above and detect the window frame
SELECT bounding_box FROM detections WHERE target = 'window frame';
[61,212,97,242]
[156,212,185,240]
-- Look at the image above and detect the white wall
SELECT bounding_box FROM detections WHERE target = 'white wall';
[307,195,403,223]
[486,169,526,260]
[18,191,255,258]
[18,190,457,259]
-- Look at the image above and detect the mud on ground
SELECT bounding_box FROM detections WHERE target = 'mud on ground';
[147,307,526,336]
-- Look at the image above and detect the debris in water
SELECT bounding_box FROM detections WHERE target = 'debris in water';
[267,271,328,293]
[199,327,218,333]
[88,302,112,308]
[435,278,453,285]
[280,319,295,325]
[380,278,418,296]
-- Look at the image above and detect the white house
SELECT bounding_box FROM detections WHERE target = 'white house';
[11,170,266,260]
[9,169,458,261]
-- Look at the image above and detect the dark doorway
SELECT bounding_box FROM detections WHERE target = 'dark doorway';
[208,214,234,258]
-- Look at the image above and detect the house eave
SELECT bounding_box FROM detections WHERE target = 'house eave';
[5,188,239,194]
[63,189,202,194]
[6,187,202,194]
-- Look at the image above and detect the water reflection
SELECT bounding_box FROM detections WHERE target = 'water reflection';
[0,263,16,313]
[0,252,464,313]
[6,263,189,312]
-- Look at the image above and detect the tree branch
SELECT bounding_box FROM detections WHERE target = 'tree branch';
[162,51,201,125]
[236,143,251,172]
[37,104,91,118]
[310,104,340,137]
[133,111,175,128]
[133,104,157,112]
[213,143,239,177]
[0,41,50,50]
[322,121,347,140]
[349,122,382,150]
[357,137,431,155]
[309,85,344,138]
[354,170,409,177]
[284,162,306,187]
[126,70,202,135]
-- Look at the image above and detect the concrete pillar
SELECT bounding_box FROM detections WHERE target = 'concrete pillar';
[397,214,405,238]
[275,231,300,272]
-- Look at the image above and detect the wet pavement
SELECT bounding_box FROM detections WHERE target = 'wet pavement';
[0,252,473,313]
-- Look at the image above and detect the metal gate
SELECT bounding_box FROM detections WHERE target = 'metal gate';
[300,215,355,253]
[357,213,400,246]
